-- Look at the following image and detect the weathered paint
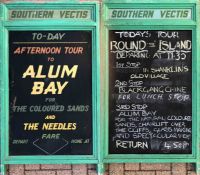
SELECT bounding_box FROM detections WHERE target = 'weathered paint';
[9,10,91,20]
[109,9,192,20]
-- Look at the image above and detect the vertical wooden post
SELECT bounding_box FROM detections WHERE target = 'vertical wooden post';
[196,163,200,173]
[196,0,200,173]
[97,163,105,175]
[0,164,6,175]
[0,3,4,175]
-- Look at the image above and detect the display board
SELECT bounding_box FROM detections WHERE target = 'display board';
[109,30,192,154]
[9,31,93,155]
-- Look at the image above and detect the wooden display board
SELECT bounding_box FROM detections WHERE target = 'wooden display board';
[102,0,200,173]
[109,30,192,155]
[9,30,93,156]
[0,1,100,175]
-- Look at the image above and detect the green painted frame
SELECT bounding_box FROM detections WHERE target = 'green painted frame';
[102,0,200,173]
[0,1,100,175]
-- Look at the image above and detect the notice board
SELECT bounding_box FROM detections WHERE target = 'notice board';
[0,3,100,173]
[103,1,199,172]
[9,31,93,155]
[109,30,192,154]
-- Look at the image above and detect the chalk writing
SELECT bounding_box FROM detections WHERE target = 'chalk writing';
[109,30,192,154]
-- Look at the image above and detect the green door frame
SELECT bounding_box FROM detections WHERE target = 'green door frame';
[0,1,100,175]
[102,0,200,173]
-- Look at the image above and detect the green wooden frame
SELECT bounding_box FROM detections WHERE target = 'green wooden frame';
[102,0,200,173]
[1,0,200,174]
[0,1,100,175]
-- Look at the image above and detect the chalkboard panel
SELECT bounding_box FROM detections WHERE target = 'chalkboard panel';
[9,31,92,155]
[109,30,192,154]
